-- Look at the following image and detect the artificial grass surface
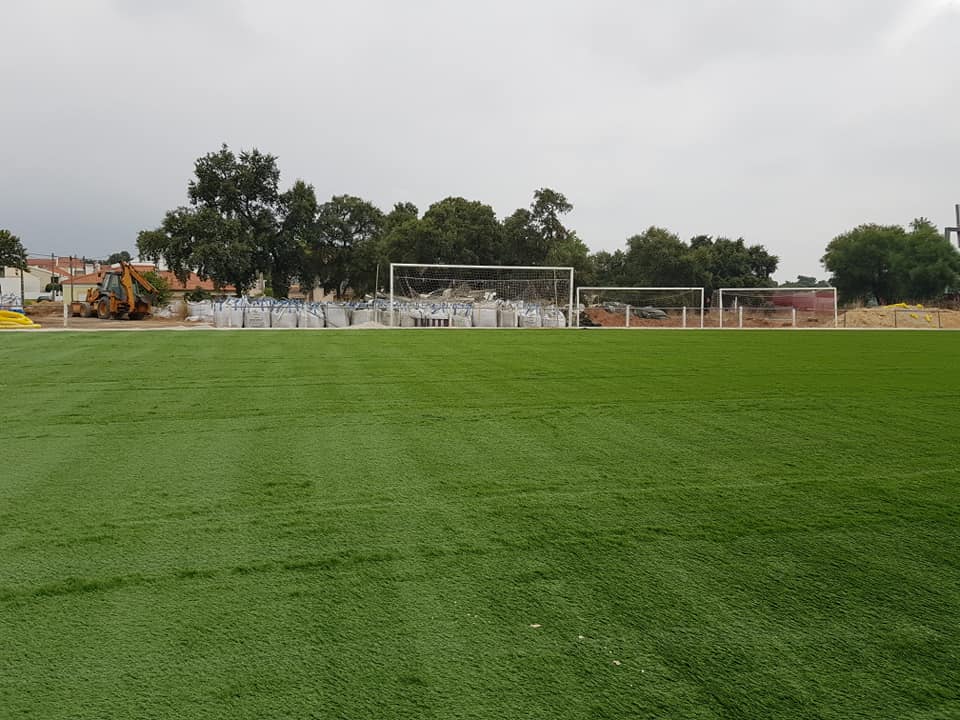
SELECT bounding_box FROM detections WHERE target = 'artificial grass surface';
[1,329,958,719]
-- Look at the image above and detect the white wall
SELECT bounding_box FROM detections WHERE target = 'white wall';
[0,267,50,301]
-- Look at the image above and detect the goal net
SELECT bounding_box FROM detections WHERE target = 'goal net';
[389,264,574,328]
[577,287,705,328]
[714,287,838,328]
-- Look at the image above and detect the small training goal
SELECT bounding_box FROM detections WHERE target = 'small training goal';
[389,264,575,328]
[576,287,705,328]
[714,287,838,328]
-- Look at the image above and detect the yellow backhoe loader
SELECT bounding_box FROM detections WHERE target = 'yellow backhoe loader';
[70,262,158,320]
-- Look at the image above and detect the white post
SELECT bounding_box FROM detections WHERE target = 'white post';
[389,264,395,328]
[682,306,687,328]
[738,306,743,328]
[63,297,68,328]
[568,269,574,328]
[625,305,631,328]
[719,290,724,328]
[575,287,580,328]
[833,289,839,328]
[792,307,797,328]
[699,291,705,329]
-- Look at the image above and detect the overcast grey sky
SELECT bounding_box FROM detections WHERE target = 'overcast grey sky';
[1,0,958,280]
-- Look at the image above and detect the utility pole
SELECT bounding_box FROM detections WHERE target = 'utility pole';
[947,204,960,247]
[18,251,28,308]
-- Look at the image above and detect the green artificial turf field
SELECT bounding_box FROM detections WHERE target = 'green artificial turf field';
[1,329,958,719]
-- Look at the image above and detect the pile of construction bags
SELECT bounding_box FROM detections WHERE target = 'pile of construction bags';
[200,298,368,329]
[182,297,569,329]
[397,303,567,328]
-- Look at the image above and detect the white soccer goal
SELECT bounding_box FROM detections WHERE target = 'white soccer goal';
[715,287,838,328]
[389,263,575,328]
[576,287,705,328]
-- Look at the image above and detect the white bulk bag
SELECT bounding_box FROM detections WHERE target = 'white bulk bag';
[519,307,543,328]
[351,307,374,325]
[472,306,498,328]
[243,304,271,328]
[325,304,351,328]
[298,304,325,328]
[186,300,214,322]
[450,306,473,327]
[542,307,567,328]
[271,303,298,328]
[400,305,421,327]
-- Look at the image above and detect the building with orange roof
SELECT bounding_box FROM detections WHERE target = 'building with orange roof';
[64,264,236,303]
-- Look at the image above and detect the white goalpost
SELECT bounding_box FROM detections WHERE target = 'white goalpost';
[715,287,838,328]
[576,287,705,328]
[389,263,575,328]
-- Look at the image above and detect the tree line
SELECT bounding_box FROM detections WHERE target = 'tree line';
[8,144,956,306]
[135,145,781,300]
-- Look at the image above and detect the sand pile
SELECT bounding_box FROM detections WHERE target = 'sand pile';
[841,305,960,329]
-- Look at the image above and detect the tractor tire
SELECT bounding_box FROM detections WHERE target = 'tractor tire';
[97,299,112,320]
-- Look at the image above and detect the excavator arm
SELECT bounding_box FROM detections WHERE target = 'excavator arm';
[120,262,159,306]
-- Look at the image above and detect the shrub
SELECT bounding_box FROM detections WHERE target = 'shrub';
[142,271,172,307]
[185,287,211,302]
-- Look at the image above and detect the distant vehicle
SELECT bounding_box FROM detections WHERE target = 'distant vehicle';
[36,292,53,302]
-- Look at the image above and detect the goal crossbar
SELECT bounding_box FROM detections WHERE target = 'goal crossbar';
[390,263,571,271]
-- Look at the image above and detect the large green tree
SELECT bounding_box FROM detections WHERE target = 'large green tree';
[138,145,318,298]
[309,195,385,298]
[822,220,959,303]
[378,203,422,266]
[587,249,628,287]
[419,197,504,265]
[898,218,960,300]
[502,188,589,272]
[779,275,831,288]
[378,198,504,267]
[501,208,540,266]
[0,229,27,271]
[138,207,258,297]
[686,236,778,297]
[595,230,778,298]
[105,251,132,265]
[624,227,694,287]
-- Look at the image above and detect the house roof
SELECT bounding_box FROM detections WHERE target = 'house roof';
[27,264,75,278]
[27,258,89,276]
[67,266,235,293]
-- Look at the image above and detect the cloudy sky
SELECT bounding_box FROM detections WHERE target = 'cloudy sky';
[1,0,958,280]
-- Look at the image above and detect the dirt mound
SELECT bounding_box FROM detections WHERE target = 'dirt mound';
[841,306,960,329]
[25,302,64,317]
[584,307,627,327]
